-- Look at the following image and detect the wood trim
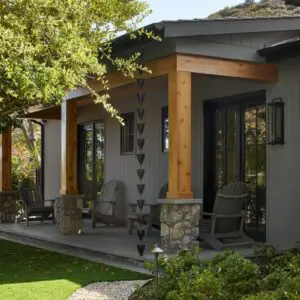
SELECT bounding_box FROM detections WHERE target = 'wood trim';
[23,53,277,119]
[177,53,278,82]
[0,128,12,192]
[167,71,193,199]
[60,101,78,195]
[88,55,176,92]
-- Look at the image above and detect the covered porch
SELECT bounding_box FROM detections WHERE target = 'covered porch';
[0,219,254,271]
[0,52,278,255]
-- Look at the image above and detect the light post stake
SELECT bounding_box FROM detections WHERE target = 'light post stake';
[151,245,164,300]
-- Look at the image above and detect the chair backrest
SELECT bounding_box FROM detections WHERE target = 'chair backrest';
[94,179,118,215]
[213,182,248,233]
[19,185,44,209]
[158,183,168,199]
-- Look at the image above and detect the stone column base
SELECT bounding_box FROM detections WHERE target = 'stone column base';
[158,199,202,252]
[0,191,17,223]
[55,195,83,234]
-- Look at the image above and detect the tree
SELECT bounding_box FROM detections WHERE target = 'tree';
[0,0,152,130]
[208,0,300,19]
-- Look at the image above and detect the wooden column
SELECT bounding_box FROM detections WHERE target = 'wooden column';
[0,128,12,192]
[167,71,193,199]
[60,100,78,195]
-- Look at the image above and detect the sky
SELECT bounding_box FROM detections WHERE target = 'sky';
[141,0,245,26]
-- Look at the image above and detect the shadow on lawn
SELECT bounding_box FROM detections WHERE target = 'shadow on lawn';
[0,239,148,286]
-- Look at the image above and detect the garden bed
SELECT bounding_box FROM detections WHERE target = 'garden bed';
[131,245,300,300]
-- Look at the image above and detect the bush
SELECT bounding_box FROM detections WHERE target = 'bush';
[131,246,300,300]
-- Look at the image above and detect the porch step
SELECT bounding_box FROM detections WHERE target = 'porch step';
[0,229,151,274]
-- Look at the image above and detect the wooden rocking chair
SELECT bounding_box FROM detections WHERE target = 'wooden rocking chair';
[199,182,254,250]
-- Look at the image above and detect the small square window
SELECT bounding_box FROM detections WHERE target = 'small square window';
[162,106,169,152]
[121,112,135,155]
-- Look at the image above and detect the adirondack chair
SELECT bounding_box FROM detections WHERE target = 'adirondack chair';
[18,185,55,226]
[199,182,254,250]
[92,179,124,228]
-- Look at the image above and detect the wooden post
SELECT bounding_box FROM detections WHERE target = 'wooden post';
[60,100,78,195]
[167,71,193,199]
[0,128,12,192]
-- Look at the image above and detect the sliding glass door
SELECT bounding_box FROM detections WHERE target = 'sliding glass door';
[204,92,266,241]
[78,122,105,208]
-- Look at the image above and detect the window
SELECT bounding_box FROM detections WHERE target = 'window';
[121,112,135,154]
[162,106,169,152]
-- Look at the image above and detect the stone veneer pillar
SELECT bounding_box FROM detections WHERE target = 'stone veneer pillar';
[0,191,17,223]
[55,195,83,234]
[158,199,202,252]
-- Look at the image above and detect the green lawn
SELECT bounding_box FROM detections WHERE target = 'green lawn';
[0,239,148,300]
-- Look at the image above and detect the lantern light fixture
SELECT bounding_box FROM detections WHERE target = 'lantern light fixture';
[267,97,285,145]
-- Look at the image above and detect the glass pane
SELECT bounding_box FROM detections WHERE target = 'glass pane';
[121,113,135,154]
[94,123,105,198]
[257,106,266,145]
[245,107,257,146]
[215,150,224,190]
[84,124,93,203]
[225,107,239,183]
[244,103,266,242]
[215,109,225,190]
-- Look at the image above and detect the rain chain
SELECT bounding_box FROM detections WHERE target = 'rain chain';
[136,49,147,257]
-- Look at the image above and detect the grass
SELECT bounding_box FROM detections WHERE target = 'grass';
[0,239,148,300]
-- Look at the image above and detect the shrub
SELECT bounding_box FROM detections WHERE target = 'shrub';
[132,245,300,300]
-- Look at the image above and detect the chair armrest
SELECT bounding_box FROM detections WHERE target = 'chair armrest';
[201,212,216,216]
[215,213,244,218]
[97,200,113,204]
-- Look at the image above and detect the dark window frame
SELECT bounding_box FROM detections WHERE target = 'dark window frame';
[120,112,135,155]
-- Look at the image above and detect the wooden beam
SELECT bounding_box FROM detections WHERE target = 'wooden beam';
[0,128,12,192]
[177,53,278,82]
[25,105,61,120]
[167,71,193,199]
[60,100,78,195]
[88,55,176,92]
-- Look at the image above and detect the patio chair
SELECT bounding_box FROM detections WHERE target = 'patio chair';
[92,179,124,228]
[18,185,55,226]
[198,182,254,250]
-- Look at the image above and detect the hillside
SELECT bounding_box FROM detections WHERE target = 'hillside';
[208,0,300,19]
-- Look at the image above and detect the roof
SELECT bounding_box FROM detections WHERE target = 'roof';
[258,36,300,61]
[112,15,300,48]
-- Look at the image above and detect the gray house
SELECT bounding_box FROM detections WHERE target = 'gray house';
[5,16,300,252]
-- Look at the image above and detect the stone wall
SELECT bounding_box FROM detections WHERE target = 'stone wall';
[0,191,16,223]
[160,200,202,252]
[55,195,83,234]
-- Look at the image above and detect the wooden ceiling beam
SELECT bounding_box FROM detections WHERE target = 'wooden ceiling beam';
[88,55,176,92]
[176,53,278,82]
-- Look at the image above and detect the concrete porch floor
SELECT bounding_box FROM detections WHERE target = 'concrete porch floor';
[0,219,255,273]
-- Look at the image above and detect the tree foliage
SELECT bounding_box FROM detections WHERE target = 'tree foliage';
[0,0,151,130]
[208,0,300,19]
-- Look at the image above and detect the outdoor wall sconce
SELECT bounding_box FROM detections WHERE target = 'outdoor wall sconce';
[267,98,285,145]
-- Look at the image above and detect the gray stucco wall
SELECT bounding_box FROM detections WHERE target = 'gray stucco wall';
[266,57,300,249]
